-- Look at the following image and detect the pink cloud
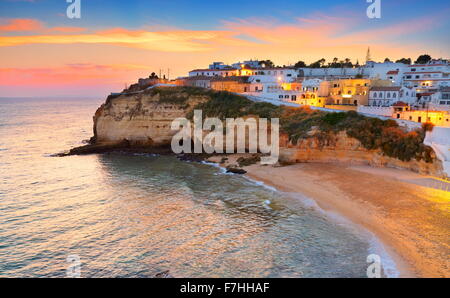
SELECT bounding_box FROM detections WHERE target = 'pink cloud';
[0,18,43,32]
[0,63,151,87]
[0,18,86,34]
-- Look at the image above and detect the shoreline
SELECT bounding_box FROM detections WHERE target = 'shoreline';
[63,145,449,277]
[207,154,450,278]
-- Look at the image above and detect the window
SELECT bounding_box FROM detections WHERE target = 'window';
[373,92,377,98]
[393,93,397,98]
[387,93,391,98]
[411,68,416,71]
[279,95,283,99]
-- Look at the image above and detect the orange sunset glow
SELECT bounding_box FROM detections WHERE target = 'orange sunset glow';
[0,1,448,97]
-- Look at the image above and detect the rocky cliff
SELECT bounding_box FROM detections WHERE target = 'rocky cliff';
[279,131,445,178]
[92,87,209,147]
[71,86,445,178]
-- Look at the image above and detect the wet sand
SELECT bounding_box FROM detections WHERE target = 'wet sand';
[208,155,450,278]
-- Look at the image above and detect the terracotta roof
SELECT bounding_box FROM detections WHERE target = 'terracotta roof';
[386,70,399,75]
[419,92,435,96]
[189,68,237,72]
[182,76,213,81]
[210,76,250,83]
[370,86,401,91]
[404,71,441,74]
[393,101,408,107]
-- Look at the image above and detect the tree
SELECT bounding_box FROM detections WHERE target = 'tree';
[149,72,158,79]
[384,58,391,63]
[395,58,411,65]
[309,58,326,68]
[294,61,307,68]
[344,58,353,67]
[415,54,432,64]
[258,60,275,68]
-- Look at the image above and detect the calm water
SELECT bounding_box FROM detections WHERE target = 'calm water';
[0,98,388,278]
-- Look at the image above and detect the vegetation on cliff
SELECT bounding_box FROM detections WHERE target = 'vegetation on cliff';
[185,88,433,163]
[101,87,434,163]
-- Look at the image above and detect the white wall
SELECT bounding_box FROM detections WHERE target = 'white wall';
[424,127,450,178]
[358,106,393,117]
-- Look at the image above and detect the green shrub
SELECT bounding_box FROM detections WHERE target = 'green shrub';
[152,87,434,163]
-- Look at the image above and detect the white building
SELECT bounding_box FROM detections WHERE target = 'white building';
[364,61,408,82]
[297,61,409,83]
[431,87,450,111]
[231,60,262,69]
[298,67,361,80]
[368,86,416,107]
[209,62,232,70]
[403,59,450,92]
[189,68,238,77]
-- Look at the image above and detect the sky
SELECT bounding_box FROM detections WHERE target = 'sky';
[0,0,449,97]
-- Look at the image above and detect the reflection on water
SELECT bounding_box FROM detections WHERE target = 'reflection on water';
[0,98,371,277]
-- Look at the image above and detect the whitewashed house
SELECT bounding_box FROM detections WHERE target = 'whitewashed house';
[368,86,416,107]
[403,59,450,92]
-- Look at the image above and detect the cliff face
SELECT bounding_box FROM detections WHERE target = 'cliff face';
[87,87,444,178]
[93,89,208,146]
[279,131,445,177]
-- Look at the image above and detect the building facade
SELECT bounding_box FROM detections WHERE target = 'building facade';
[368,86,416,107]
[403,59,450,93]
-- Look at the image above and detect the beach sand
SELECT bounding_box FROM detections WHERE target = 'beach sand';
[208,155,450,278]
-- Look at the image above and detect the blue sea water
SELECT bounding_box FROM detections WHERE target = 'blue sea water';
[0,97,389,277]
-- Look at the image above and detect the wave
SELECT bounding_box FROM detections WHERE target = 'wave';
[199,159,400,278]
[286,192,399,278]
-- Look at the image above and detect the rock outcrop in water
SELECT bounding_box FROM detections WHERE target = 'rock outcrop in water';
[68,87,211,155]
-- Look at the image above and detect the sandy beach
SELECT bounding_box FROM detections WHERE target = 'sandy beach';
[208,155,450,278]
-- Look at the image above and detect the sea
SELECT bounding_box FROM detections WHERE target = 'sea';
[0,97,397,278]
